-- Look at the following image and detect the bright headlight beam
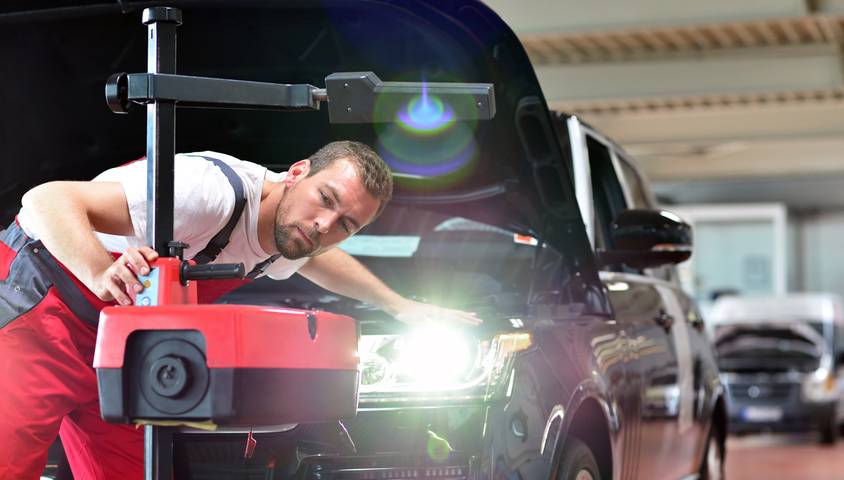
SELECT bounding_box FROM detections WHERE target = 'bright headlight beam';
[393,327,472,385]
[358,330,532,396]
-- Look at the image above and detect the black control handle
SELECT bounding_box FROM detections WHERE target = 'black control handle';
[181,263,245,283]
[105,72,131,114]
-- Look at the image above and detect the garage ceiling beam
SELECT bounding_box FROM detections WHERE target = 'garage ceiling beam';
[537,44,843,102]
[483,0,810,34]
[653,174,844,209]
[573,99,844,145]
[627,138,844,181]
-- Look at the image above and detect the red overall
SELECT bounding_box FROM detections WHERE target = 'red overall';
[0,156,265,479]
[0,221,250,479]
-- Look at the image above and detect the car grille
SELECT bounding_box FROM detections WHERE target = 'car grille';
[729,382,795,401]
[325,465,468,480]
[302,455,471,480]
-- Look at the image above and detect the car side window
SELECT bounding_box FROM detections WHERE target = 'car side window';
[587,135,626,252]
[617,157,652,209]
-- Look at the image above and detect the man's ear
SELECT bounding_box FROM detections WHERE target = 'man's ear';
[285,159,311,186]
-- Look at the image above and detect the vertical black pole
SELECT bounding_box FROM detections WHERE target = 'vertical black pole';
[144,425,175,480]
[142,7,182,256]
[141,11,182,479]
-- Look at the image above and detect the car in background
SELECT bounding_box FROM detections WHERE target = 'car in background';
[711,293,844,443]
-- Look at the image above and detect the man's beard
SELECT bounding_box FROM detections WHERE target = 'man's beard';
[273,196,319,259]
[273,222,318,259]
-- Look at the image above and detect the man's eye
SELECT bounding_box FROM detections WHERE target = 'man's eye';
[320,191,330,206]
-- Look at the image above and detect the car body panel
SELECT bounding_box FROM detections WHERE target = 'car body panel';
[559,114,724,479]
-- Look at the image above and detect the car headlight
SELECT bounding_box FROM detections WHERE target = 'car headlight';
[359,326,531,400]
[802,367,837,402]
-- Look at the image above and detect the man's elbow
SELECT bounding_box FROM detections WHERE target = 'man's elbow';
[21,182,84,228]
[21,182,51,212]
[22,181,70,212]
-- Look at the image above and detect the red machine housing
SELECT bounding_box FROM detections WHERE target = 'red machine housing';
[93,258,360,426]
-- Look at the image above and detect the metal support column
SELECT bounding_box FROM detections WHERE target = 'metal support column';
[143,6,182,256]
[145,425,176,480]
[142,11,182,480]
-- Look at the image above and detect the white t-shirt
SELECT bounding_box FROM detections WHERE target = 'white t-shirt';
[18,151,308,280]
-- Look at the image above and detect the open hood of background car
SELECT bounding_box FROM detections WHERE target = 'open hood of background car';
[1,0,584,250]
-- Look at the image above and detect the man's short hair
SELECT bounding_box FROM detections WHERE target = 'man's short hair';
[307,140,393,214]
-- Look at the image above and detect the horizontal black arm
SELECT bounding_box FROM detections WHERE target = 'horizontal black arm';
[106,71,496,123]
[107,72,320,112]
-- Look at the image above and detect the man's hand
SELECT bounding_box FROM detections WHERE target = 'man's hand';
[298,249,481,327]
[391,299,482,327]
[91,247,159,305]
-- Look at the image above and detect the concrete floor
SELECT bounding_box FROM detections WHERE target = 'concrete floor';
[726,433,844,479]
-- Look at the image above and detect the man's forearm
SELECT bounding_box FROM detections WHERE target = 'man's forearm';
[296,248,407,315]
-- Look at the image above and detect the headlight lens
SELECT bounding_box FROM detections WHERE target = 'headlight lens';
[802,367,837,401]
[359,326,531,397]
[392,328,474,385]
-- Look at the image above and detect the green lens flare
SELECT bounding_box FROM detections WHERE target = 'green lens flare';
[426,430,453,464]
[396,90,455,135]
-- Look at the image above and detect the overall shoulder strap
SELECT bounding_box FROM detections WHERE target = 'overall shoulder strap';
[246,253,282,279]
[188,155,247,265]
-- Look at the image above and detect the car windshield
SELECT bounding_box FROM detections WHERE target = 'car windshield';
[343,205,550,312]
[808,320,826,337]
[222,204,561,327]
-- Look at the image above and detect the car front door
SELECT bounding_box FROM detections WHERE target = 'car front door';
[569,120,699,478]
[614,149,706,476]
[603,272,695,479]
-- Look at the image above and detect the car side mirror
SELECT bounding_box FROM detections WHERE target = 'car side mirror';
[598,209,692,269]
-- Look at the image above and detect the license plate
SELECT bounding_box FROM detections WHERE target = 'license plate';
[742,406,783,422]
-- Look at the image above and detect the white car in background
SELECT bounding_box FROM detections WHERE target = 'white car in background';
[711,293,844,443]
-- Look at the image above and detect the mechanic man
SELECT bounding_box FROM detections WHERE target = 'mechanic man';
[0,140,480,479]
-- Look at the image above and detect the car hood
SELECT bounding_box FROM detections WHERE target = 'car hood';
[714,322,826,373]
[1,0,583,250]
